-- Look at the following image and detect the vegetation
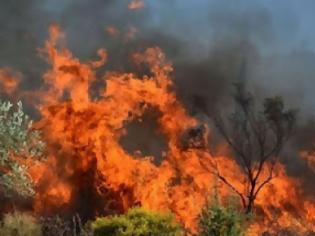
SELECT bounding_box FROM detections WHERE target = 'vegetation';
[0,101,44,198]
[0,211,42,236]
[213,83,296,213]
[91,207,183,236]
[199,193,247,236]
[0,95,301,236]
[40,214,89,236]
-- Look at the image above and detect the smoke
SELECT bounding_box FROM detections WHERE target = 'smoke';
[0,0,311,111]
[1,0,315,190]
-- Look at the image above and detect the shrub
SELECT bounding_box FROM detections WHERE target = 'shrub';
[199,195,247,236]
[40,214,90,236]
[91,207,182,236]
[0,211,42,236]
[0,101,45,198]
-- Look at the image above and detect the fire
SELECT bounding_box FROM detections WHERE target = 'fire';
[248,163,315,235]
[0,68,21,96]
[128,0,145,10]
[105,26,120,38]
[2,25,315,235]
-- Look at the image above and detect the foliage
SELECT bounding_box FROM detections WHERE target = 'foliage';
[0,101,44,198]
[0,211,42,236]
[199,193,247,236]
[91,207,183,236]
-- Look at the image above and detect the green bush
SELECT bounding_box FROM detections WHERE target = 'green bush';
[199,196,247,236]
[91,207,183,236]
[0,101,45,198]
[0,211,42,236]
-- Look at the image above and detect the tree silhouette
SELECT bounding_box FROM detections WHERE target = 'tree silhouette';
[213,83,296,213]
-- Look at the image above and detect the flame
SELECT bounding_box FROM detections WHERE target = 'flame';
[2,25,313,235]
[0,68,21,96]
[128,0,145,10]
[106,26,120,38]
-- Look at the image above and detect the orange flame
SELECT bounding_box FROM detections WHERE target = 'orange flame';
[128,0,145,10]
[0,68,21,96]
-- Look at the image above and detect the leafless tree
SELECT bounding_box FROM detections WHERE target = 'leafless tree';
[212,83,297,213]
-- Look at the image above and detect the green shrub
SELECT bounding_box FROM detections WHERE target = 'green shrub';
[0,101,45,198]
[199,195,247,236]
[0,211,42,236]
[91,207,183,236]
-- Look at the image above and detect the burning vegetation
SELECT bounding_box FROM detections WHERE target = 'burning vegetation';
[0,21,315,235]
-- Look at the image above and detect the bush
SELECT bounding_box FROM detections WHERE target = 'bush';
[40,214,90,236]
[91,207,182,236]
[0,211,42,236]
[199,195,247,236]
[0,101,45,198]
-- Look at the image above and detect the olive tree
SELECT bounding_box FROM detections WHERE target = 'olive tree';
[0,101,44,198]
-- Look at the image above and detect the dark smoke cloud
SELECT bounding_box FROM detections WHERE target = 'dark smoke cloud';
[1,0,315,187]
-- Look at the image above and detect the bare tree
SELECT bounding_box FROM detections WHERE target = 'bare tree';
[212,83,296,213]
